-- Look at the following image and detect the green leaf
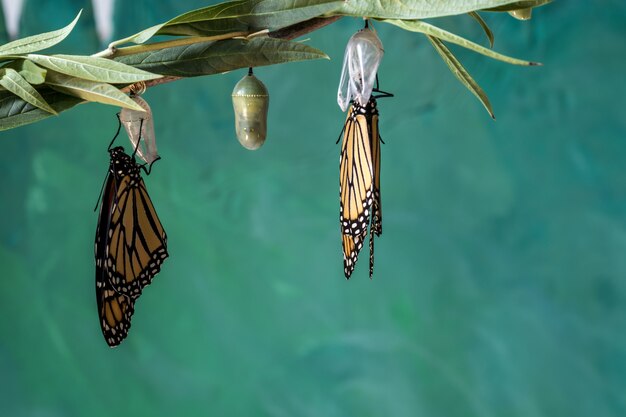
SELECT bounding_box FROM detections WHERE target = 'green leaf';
[162,0,343,36]
[0,11,81,56]
[484,0,552,12]
[5,59,47,84]
[383,19,539,65]
[427,35,494,119]
[0,68,57,114]
[116,37,328,77]
[468,12,494,48]
[337,0,536,19]
[45,71,144,111]
[111,24,164,48]
[0,89,82,131]
[23,54,162,84]
[112,0,344,47]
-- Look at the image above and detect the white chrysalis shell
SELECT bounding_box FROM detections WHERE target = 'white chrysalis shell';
[337,28,384,112]
[119,95,158,164]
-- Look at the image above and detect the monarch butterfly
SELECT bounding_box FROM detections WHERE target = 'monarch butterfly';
[338,94,387,279]
[95,118,168,347]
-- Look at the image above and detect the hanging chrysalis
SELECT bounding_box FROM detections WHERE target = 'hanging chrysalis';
[232,68,269,150]
[337,22,384,112]
[119,93,159,164]
[509,8,533,20]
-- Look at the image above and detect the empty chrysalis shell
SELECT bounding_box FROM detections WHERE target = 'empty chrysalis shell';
[232,69,269,150]
[337,27,384,112]
[119,95,158,164]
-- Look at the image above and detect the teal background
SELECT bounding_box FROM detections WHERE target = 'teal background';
[1,1,625,416]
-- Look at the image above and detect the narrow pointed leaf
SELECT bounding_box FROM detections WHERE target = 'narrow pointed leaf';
[6,59,47,84]
[427,36,494,119]
[338,0,535,19]
[112,0,344,46]
[0,68,56,114]
[0,90,82,131]
[116,37,328,77]
[485,0,551,12]
[25,54,162,83]
[0,11,81,56]
[468,12,494,48]
[159,0,344,37]
[109,24,164,48]
[383,19,539,65]
[45,71,144,111]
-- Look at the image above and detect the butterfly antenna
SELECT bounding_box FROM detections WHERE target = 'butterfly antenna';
[95,116,124,211]
[93,172,109,212]
[131,118,162,175]
[141,156,161,175]
[372,74,394,99]
[336,115,350,144]
[131,118,144,160]
[107,113,123,150]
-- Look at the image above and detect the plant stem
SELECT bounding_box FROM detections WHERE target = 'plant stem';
[95,32,248,59]
[270,16,341,40]
[110,16,341,94]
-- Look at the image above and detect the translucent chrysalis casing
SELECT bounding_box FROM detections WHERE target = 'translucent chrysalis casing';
[119,95,158,164]
[337,27,384,112]
[232,69,269,150]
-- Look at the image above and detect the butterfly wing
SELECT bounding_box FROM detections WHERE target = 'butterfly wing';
[342,231,367,278]
[95,173,135,347]
[339,103,374,279]
[106,172,168,299]
[369,106,382,278]
[370,110,382,237]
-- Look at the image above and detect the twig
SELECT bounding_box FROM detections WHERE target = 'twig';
[269,16,341,41]
[102,32,249,59]
[116,16,342,93]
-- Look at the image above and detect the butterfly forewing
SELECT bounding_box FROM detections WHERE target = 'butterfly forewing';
[95,172,134,347]
[340,104,374,238]
[342,231,367,278]
[339,97,384,279]
[339,101,377,279]
[107,173,168,299]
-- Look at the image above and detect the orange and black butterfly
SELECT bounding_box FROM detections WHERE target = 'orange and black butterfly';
[95,119,168,347]
[338,91,389,279]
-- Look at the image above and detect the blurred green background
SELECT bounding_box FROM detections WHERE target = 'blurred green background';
[1,1,625,416]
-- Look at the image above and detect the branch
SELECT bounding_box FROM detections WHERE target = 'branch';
[0,0,549,131]
[118,16,342,94]
[269,15,341,40]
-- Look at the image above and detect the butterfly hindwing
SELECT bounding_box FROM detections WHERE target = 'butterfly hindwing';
[340,103,374,238]
[106,172,168,299]
[95,172,135,346]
